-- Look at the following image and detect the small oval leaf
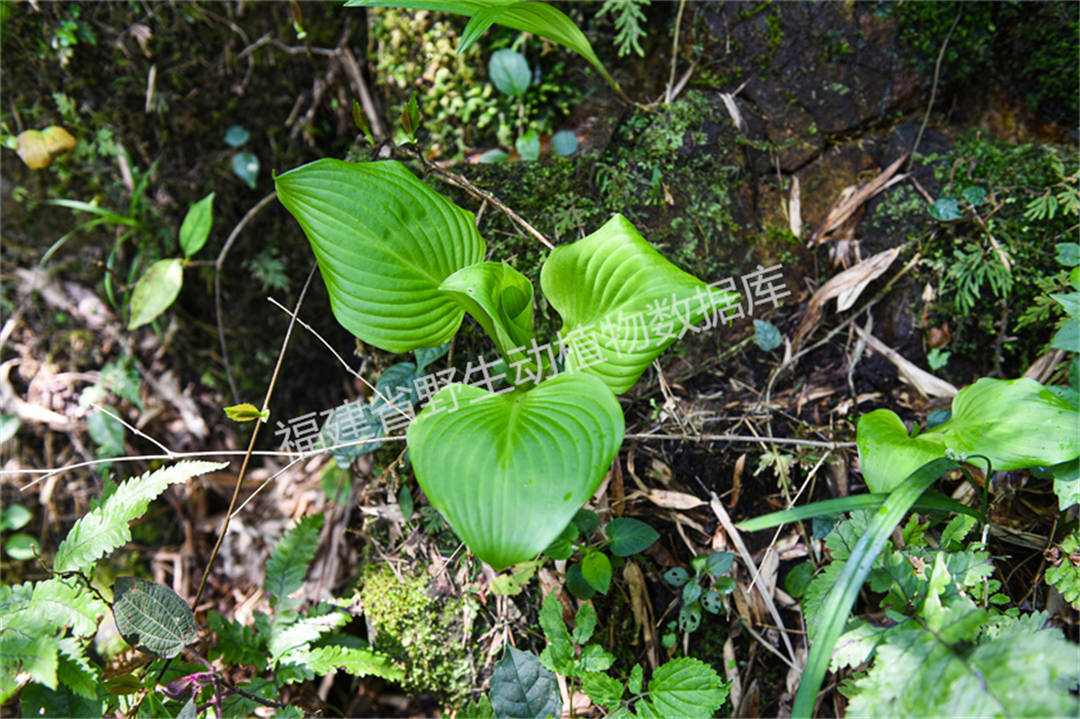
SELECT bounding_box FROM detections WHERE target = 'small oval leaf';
[128,258,183,330]
[516,129,540,161]
[551,130,578,157]
[179,192,214,258]
[582,550,612,594]
[111,577,197,658]
[489,48,530,97]
[664,567,690,588]
[224,403,268,423]
[605,517,659,556]
[232,152,260,189]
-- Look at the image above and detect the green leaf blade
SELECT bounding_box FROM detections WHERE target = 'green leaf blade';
[128,258,183,330]
[641,657,729,719]
[856,409,947,492]
[490,646,562,719]
[439,261,535,361]
[264,513,324,610]
[275,159,486,353]
[407,373,624,571]
[111,577,197,658]
[178,192,214,257]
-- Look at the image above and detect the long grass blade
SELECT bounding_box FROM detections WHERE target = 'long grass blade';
[736,490,979,532]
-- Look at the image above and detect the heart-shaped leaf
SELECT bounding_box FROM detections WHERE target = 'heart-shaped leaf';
[541,214,735,393]
[276,159,485,353]
[856,409,946,492]
[407,372,624,570]
[440,261,535,361]
[934,377,1079,471]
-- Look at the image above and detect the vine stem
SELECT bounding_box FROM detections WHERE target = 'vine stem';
[907,8,962,171]
[191,263,317,611]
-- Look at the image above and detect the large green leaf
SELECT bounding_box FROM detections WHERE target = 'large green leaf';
[407,373,624,570]
[344,0,614,87]
[638,657,729,719]
[540,214,734,393]
[275,159,485,353]
[440,261,535,362]
[932,377,1080,470]
[111,577,197,658]
[489,646,562,719]
[856,410,947,493]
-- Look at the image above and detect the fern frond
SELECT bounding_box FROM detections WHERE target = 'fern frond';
[1045,529,1080,610]
[0,578,106,639]
[299,644,404,682]
[264,513,324,611]
[0,633,58,702]
[56,637,99,700]
[54,460,226,574]
[269,609,347,663]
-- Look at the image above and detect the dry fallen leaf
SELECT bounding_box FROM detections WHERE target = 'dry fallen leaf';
[856,327,958,399]
[646,489,706,510]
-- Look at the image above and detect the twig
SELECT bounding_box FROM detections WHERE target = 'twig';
[396,146,554,250]
[625,433,854,450]
[664,0,688,104]
[89,403,172,457]
[214,192,278,404]
[191,264,317,610]
[908,9,962,171]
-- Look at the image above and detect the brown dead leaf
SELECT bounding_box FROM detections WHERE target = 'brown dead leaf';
[729,453,746,509]
[646,489,706,510]
[792,246,901,350]
[624,562,659,670]
[856,327,958,399]
[723,636,743,711]
[809,154,908,246]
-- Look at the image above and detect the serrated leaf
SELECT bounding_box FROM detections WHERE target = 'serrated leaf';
[1045,529,1080,610]
[0,633,57,693]
[264,514,324,610]
[54,461,226,573]
[207,611,266,671]
[178,192,214,257]
[581,671,623,710]
[55,638,99,700]
[407,374,623,570]
[929,197,962,221]
[638,657,728,719]
[224,402,268,422]
[576,643,615,673]
[490,646,562,719]
[276,159,485,353]
[540,214,734,393]
[297,643,403,681]
[111,577,197,658]
[269,611,349,661]
[537,592,573,675]
[605,517,658,557]
[128,258,183,329]
[571,602,597,645]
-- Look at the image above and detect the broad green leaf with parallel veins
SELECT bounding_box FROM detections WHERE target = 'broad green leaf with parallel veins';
[275,159,485,353]
[407,373,624,570]
[934,377,1079,470]
[541,214,736,393]
[440,261,535,363]
[856,409,947,492]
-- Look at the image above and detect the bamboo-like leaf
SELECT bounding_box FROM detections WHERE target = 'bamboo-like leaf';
[790,458,959,718]
[541,214,735,393]
[737,491,981,532]
[407,373,624,570]
[275,159,485,353]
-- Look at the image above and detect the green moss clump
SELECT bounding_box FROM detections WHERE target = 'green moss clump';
[359,563,477,710]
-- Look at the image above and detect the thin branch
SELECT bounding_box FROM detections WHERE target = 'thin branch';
[908,9,962,171]
[89,403,172,456]
[664,0,688,104]
[214,191,278,404]
[626,432,854,450]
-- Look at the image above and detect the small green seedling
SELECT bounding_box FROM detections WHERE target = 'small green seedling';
[542,509,659,598]
[663,551,736,637]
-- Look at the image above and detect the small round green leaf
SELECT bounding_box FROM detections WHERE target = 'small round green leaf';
[961,185,987,207]
[566,562,597,599]
[4,533,39,560]
[754,319,782,352]
[664,567,690,588]
[573,509,600,534]
[112,577,197,658]
[0,414,20,445]
[581,550,612,594]
[678,602,701,633]
[605,517,659,556]
[232,152,259,189]
[488,48,530,97]
[0,503,32,532]
[682,581,702,605]
[516,129,540,161]
[713,575,736,594]
[128,258,183,330]
[700,588,724,614]
[223,125,249,148]
[705,551,735,578]
[551,130,578,157]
